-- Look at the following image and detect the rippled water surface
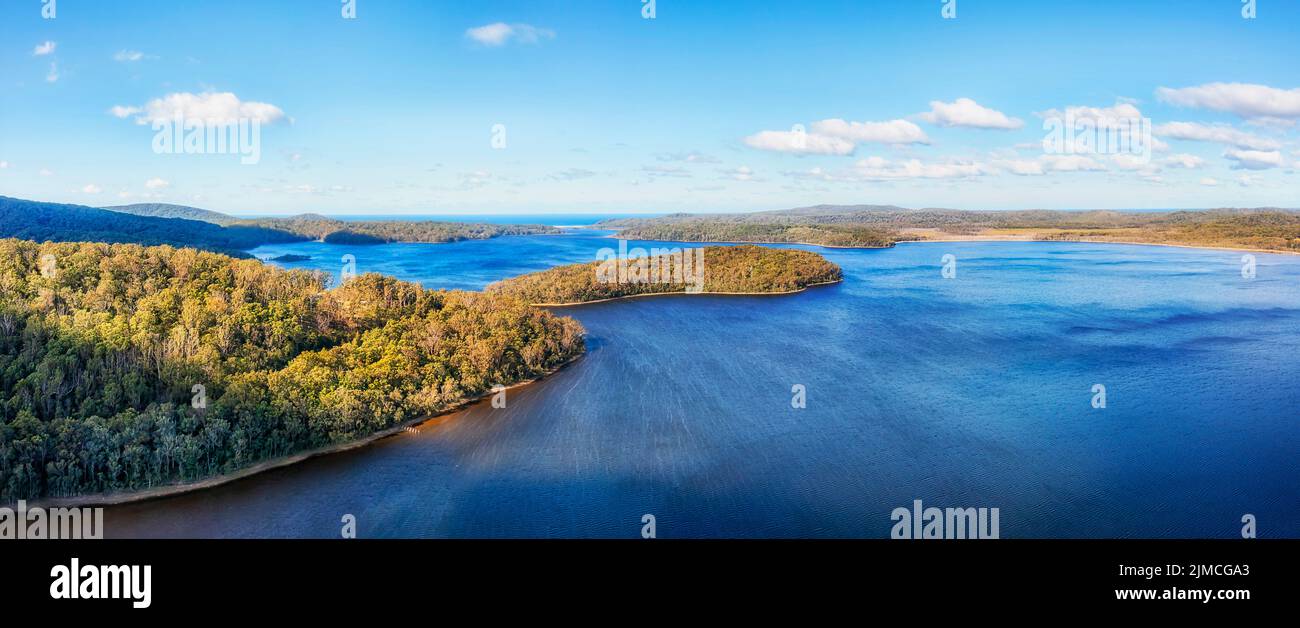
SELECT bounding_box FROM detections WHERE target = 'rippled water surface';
[105,233,1300,538]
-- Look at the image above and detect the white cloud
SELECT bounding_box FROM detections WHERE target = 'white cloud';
[783,167,837,181]
[39,169,53,177]
[810,118,930,145]
[657,151,720,164]
[0,161,8,169]
[743,129,855,155]
[45,62,58,83]
[918,98,1023,129]
[724,166,755,181]
[33,41,56,56]
[1037,101,1145,127]
[1200,177,1220,186]
[1236,174,1262,187]
[852,156,991,180]
[550,168,596,181]
[1157,82,1300,120]
[744,118,927,155]
[1163,154,1205,169]
[997,159,1045,176]
[144,177,169,189]
[1223,149,1283,170]
[1038,154,1107,172]
[82,184,102,194]
[109,105,142,118]
[1110,154,1156,172]
[1154,121,1280,151]
[466,22,555,46]
[642,165,692,178]
[114,50,145,62]
[116,92,287,126]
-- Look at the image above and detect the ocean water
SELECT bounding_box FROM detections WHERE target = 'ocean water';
[103,233,1300,538]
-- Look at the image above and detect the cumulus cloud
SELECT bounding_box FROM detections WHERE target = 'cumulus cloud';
[1223,149,1283,170]
[144,177,169,189]
[112,92,287,126]
[1038,154,1107,172]
[466,22,555,46]
[918,98,1023,129]
[1200,177,1220,186]
[997,159,1045,176]
[1163,154,1205,169]
[1154,121,1280,151]
[810,118,929,145]
[109,105,142,118]
[0,161,8,169]
[81,184,102,194]
[114,50,146,62]
[1157,82,1300,120]
[744,118,926,155]
[33,41,56,56]
[852,156,991,180]
[1037,101,1145,127]
[743,129,855,155]
[723,166,756,181]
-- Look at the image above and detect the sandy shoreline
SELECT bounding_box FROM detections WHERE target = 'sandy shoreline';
[899,237,1300,256]
[29,353,584,509]
[602,229,1298,256]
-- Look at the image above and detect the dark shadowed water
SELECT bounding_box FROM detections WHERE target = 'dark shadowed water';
[103,233,1300,538]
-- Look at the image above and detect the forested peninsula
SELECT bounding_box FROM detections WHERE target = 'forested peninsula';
[488,245,843,305]
[600,206,1300,253]
[0,239,584,503]
[0,197,560,259]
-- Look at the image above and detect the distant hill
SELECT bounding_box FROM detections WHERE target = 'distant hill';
[103,202,240,226]
[595,205,1300,251]
[0,196,302,256]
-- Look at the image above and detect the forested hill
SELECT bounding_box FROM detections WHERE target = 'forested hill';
[0,196,302,256]
[238,215,565,244]
[3,196,566,253]
[0,238,585,502]
[597,206,1300,251]
[103,202,241,226]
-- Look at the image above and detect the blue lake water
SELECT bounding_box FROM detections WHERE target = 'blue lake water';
[104,233,1300,538]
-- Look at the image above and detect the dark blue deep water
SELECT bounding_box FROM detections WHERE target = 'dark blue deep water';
[105,233,1300,538]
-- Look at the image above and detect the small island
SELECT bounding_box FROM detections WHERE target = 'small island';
[268,253,312,262]
[487,245,843,305]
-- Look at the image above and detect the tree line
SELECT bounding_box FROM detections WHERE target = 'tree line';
[0,239,584,501]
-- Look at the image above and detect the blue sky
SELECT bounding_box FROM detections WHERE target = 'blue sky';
[1,0,1298,215]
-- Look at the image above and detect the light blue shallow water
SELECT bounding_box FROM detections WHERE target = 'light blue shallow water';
[105,233,1300,538]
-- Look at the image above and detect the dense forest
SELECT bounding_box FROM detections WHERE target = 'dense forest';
[599,207,1300,251]
[1,196,301,257]
[237,214,563,244]
[0,239,584,502]
[607,221,905,248]
[488,245,842,304]
[3,197,564,259]
[104,203,243,226]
